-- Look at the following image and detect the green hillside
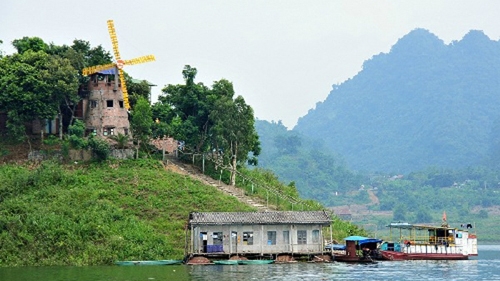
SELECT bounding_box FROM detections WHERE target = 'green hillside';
[0,159,257,266]
[294,29,500,173]
[0,157,366,267]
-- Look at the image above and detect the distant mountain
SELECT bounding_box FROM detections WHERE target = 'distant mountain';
[294,29,500,173]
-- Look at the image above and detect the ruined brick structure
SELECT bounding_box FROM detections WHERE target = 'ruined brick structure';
[80,68,130,137]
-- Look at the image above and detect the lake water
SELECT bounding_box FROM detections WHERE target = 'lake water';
[1,245,499,281]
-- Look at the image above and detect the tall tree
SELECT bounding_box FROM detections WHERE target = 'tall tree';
[159,65,211,152]
[0,50,78,141]
[209,82,260,185]
[130,97,153,158]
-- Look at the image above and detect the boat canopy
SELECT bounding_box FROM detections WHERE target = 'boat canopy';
[344,236,382,245]
[386,222,458,231]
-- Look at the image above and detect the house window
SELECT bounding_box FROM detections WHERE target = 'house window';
[86,129,97,136]
[297,230,307,245]
[90,100,97,108]
[103,127,114,136]
[312,230,320,244]
[213,232,223,245]
[107,100,114,107]
[267,231,276,245]
[124,128,129,135]
[119,101,124,108]
[243,232,253,245]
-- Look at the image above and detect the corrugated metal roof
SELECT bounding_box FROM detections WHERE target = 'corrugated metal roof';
[189,211,331,226]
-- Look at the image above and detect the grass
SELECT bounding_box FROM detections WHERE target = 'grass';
[0,155,368,266]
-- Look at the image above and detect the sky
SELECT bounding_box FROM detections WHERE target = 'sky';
[2,1,500,129]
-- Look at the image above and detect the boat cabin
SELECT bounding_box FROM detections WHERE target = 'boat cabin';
[379,222,478,259]
[186,211,332,262]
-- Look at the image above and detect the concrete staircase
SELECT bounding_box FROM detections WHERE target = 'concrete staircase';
[163,155,273,212]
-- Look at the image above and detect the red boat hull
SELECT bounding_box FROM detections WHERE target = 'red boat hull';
[380,250,468,261]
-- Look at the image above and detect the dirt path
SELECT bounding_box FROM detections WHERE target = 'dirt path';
[163,155,274,212]
[367,189,379,205]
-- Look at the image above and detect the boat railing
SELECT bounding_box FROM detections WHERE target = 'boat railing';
[397,235,455,246]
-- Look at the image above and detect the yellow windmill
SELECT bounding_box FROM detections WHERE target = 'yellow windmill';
[82,20,155,110]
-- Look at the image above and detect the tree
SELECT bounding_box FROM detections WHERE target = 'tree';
[12,37,48,54]
[0,49,78,141]
[130,97,153,158]
[159,65,211,152]
[392,204,407,222]
[209,83,260,185]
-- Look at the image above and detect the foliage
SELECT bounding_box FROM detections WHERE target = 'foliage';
[0,159,261,266]
[156,66,261,185]
[88,136,110,161]
[130,97,153,153]
[0,48,79,139]
[109,133,130,149]
[68,119,88,149]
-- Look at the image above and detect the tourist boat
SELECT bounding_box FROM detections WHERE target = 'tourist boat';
[378,220,478,261]
[114,259,183,266]
[332,236,383,263]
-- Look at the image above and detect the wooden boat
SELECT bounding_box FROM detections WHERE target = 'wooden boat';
[237,259,274,265]
[213,260,239,265]
[378,221,478,261]
[332,236,382,263]
[114,259,183,266]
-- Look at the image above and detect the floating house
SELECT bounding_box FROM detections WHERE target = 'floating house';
[185,211,333,263]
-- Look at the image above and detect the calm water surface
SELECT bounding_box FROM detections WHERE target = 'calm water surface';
[1,245,498,281]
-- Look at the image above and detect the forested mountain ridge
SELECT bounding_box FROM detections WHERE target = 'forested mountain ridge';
[294,28,500,173]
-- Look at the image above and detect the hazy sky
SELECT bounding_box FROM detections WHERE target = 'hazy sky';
[2,1,500,129]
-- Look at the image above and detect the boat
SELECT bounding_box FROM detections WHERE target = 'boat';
[114,259,183,266]
[213,260,239,265]
[378,221,478,261]
[332,236,383,263]
[237,259,274,265]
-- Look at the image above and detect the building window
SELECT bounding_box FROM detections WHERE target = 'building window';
[86,129,97,136]
[312,230,320,244]
[267,231,277,245]
[90,100,97,108]
[213,232,223,245]
[297,230,307,245]
[124,128,128,135]
[243,232,253,245]
[119,101,124,108]
[107,100,114,107]
[103,127,114,136]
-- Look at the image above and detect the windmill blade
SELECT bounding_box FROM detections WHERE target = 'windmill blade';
[123,55,156,66]
[107,19,121,60]
[118,68,131,110]
[82,63,117,76]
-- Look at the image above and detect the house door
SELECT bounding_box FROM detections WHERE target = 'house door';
[283,231,290,252]
[231,231,238,254]
[200,232,208,253]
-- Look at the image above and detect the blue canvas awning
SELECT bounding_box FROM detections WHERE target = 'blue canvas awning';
[344,236,382,245]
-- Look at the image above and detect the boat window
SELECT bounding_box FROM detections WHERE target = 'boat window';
[297,230,307,245]
[212,232,223,245]
[243,231,253,245]
[267,231,276,245]
[312,230,320,243]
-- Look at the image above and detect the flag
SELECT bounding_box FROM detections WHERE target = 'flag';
[442,211,447,222]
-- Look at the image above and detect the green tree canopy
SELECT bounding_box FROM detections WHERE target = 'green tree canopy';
[0,49,78,140]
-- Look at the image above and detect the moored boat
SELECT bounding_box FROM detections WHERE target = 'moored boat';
[114,259,183,266]
[213,260,239,265]
[237,259,274,265]
[378,220,478,261]
[333,236,383,263]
